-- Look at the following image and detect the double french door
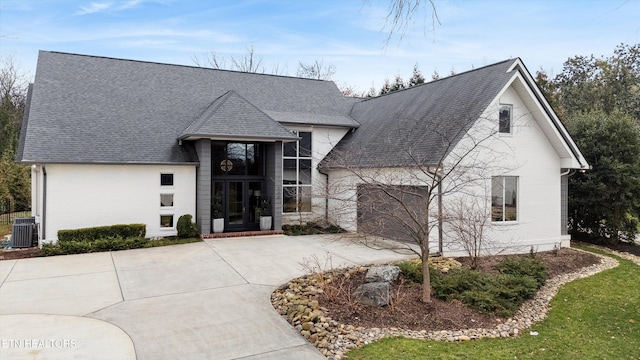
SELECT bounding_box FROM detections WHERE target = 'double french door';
[213,180,264,231]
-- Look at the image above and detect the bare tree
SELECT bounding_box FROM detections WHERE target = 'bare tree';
[230,45,265,73]
[371,0,441,43]
[296,60,336,80]
[442,196,493,269]
[191,50,227,69]
[0,56,28,155]
[192,45,265,73]
[322,107,515,302]
[192,48,328,78]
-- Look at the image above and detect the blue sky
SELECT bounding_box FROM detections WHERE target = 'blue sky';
[1,0,639,92]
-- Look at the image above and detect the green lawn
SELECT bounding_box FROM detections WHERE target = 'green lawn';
[346,249,640,360]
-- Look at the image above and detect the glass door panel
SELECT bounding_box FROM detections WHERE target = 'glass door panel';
[248,182,263,226]
[228,181,244,226]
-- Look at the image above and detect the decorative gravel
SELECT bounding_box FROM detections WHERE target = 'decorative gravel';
[271,246,635,359]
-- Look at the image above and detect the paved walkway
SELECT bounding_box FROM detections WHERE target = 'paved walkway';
[0,234,415,359]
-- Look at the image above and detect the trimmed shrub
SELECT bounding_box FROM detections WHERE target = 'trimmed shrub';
[43,237,150,255]
[282,222,346,236]
[431,268,493,301]
[497,257,547,287]
[58,224,146,242]
[430,260,547,317]
[41,243,66,256]
[176,214,199,238]
[398,260,424,284]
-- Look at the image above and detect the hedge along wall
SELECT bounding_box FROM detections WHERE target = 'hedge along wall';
[57,224,146,242]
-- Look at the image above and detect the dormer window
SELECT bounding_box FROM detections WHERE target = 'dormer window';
[499,104,512,134]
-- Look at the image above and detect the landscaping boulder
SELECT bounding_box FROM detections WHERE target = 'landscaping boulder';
[365,265,400,283]
[353,282,391,307]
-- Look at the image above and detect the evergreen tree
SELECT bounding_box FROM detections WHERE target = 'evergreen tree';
[407,64,425,87]
[565,110,640,243]
[536,44,640,244]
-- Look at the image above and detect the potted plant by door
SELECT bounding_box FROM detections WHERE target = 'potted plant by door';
[212,194,224,233]
[260,197,272,231]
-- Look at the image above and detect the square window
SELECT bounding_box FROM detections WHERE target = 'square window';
[161,173,174,186]
[160,194,174,207]
[499,104,512,134]
[160,215,174,228]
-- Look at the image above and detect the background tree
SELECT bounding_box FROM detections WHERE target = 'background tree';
[536,43,640,243]
[0,58,27,156]
[0,57,30,214]
[379,78,393,95]
[389,74,405,92]
[192,45,278,74]
[296,60,336,80]
[376,64,425,95]
[407,64,426,87]
[564,110,640,243]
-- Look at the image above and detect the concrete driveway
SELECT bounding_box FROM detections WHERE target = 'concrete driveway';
[0,234,414,359]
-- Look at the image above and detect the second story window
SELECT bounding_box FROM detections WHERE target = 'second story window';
[499,104,512,134]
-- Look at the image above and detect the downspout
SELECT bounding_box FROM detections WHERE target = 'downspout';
[438,175,443,255]
[31,164,39,246]
[427,166,444,256]
[318,169,329,224]
[560,169,574,177]
[42,165,47,242]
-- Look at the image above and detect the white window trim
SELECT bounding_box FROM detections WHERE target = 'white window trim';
[283,131,313,213]
[160,172,175,189]
[160,193,174,209]
[491,175,519,223]
[159,214,175,230]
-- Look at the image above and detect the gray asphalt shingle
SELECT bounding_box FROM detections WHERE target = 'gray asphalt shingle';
[18,51,356,164]
[180,90,299,141]
[320,59,517,169]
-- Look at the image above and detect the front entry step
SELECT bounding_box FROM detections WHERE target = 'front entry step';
[202,230,284,239]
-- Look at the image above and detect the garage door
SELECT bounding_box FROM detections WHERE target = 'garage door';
[357,184,429,243]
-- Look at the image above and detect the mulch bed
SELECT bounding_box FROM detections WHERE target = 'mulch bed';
[603,241,640,257]
[0,247,41,260]
[318,248,602,332]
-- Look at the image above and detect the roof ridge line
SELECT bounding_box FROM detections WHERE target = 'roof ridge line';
[42,50,334,84]
[359,58,517,102]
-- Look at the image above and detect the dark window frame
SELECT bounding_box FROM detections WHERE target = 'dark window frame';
[160,173,174,186]
[499,104,513,134]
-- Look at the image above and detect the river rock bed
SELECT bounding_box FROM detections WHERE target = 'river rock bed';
[271,247,624,359]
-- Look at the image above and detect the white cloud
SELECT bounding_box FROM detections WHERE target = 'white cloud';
[76,0,170,15]
[76,2,114,15]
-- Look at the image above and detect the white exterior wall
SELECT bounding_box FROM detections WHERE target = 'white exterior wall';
[38,164,196,242]
[326,80,569,257]
[282,125,350,225]
[441,83,564,256]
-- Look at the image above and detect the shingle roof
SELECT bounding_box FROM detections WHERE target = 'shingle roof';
[18,51,357,164]
[320,59,517,169]
[180,90,299,142]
